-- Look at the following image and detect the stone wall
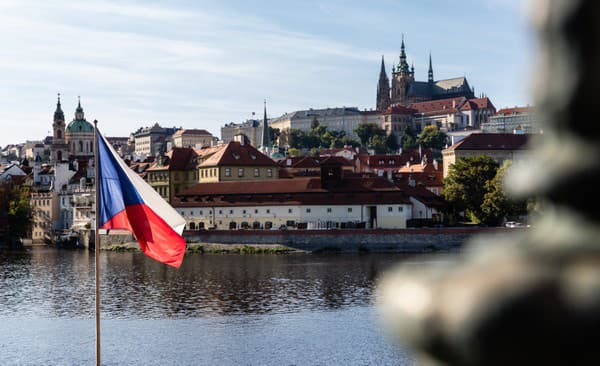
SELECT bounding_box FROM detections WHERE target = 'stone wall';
[183,227,503,252]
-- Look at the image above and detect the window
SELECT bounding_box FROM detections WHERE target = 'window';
[243,210,247,214]
[229,209,234,214]
[225,168,231,177]
[254,168,260,177]
[388,207,393,212]
[306,208,311,213]
[267,169,273,177]
[219,210,223,214]
[266,209,270,214]
[288,208,293,214]
[348,208,353,213]
[327,208,332,213]
[199,210,203,215]
[398,206,403,212]
[254,209,258,214]
[238,168,244,177]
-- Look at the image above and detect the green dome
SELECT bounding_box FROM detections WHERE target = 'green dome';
[66,118,93,133]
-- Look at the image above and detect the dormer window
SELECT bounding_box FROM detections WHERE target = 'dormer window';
[249,153,257,160]
[232,152,240,160]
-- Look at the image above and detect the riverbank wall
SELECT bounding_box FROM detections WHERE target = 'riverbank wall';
[98,227,510,252]
[183,227,506,252]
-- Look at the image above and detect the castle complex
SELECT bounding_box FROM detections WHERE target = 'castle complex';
[376,37,475,111]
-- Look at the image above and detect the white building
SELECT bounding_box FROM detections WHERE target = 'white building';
[173,171,413,230]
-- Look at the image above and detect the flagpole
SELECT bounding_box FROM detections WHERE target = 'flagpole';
[93,119,101,366]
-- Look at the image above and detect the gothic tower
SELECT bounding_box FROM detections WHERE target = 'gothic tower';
[376,56,391,111]
[391,36,415,106]
[260,99,271,150]
[428,53,434,84]
[51,93,68,162]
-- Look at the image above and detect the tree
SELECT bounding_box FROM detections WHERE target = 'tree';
[386,131,400,152]
[354,123,386,146]
[369,135,388,154]
[417,125,448,150]
[288,129,306,149]
[481,161,528,225]
[442,156,499,223]
[268,127,281,145]
[401,125,418,150]
[286,147,303,157]
[0,181,32,244]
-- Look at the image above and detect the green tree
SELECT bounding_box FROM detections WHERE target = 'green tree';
[268,127,281,145]
[481,161,528,225]
[288,129,306,149]
[401,125,418,150]
[386,131,400,152]
[354,123,386,146]
[417,125,448,150]
[286,147,303,157]
[442,156,499,223]
[0,182,32,242]
[369,135,388,154]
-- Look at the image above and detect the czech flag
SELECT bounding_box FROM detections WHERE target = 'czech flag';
[96,129,186,268]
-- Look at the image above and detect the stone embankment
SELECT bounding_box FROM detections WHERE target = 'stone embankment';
[100,227,510,253]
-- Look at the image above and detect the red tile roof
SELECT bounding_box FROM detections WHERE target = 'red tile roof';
[172,129,212,137]
[199,141,277,167]
[383,105,418,115]
[446,133,530,151]
[174,176,411,207]
[496,106,534,116]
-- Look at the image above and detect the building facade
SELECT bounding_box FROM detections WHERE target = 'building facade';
[482,106,542,134]
[442,133,530,178]
[172,129,213,148]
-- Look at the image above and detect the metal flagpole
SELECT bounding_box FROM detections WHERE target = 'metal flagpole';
[93,119,101,366]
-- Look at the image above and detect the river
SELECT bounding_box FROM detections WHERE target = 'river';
[0,247,444,365]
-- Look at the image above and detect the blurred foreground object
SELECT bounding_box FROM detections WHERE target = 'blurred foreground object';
[378,0,600,365]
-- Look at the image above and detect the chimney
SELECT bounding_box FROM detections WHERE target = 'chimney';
[433,159,439,170]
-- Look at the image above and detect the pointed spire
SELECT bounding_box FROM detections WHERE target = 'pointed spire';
[261,99,270,149]
[428,53,434,84]
[399,34,409,73]
[75,95,84,120]
[54,93,64,121]
[380,55,386,76]
[411,62,415,74]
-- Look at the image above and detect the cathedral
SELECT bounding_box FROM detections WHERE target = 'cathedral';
[376,37,475,111]
[50,94,95,162]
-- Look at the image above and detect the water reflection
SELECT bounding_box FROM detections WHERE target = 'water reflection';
[1,248,430,319]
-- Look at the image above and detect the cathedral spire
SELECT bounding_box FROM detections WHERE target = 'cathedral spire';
[377,55,391,111]
[428,53,434,84]
[398,34,409,73]
[261,99,270,149]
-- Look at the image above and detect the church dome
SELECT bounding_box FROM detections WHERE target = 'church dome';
[66,118,93,133]
[66,98,93,133]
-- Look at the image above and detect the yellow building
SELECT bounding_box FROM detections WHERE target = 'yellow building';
[146,147,199,203]
[198,137,278,183]
[172,129,213,148]
[30,191,59,243]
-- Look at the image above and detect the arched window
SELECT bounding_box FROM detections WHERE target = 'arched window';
[252,221,261,229]
[241,221,249,229]
[265,221,273,230]
[229,222,237,230]
[189,222,196,230]
[57,151,62,161]
[79,141,83,152]
[57,130,62,139]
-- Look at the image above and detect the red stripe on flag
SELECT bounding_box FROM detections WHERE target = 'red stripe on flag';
[101,204,186,268]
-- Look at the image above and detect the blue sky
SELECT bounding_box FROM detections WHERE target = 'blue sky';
[0,0,533,147]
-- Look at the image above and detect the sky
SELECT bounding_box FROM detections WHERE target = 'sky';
[0,0,534,147]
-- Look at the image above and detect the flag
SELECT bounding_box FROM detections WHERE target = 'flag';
[96,129,186,268]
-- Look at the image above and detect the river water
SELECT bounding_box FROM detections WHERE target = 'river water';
[0,248,441,365]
